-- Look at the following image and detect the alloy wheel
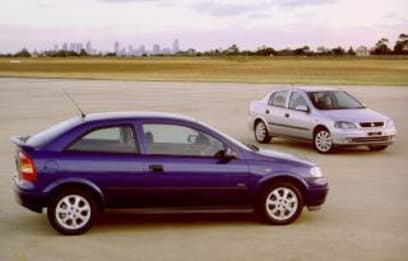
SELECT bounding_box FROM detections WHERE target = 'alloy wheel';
[315,130,333,153]
[265,187,299,221]
[55,194,91,231]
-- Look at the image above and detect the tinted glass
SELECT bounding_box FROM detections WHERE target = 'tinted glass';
[143,124,224,156]
[307,91,365,110]
[68,126,138,153]
[288,92,308,109]
[269,91,288,107]
[27,117,82,148]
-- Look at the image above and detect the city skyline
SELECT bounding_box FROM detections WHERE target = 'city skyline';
[0,0,407,53]
[46,39,181,56]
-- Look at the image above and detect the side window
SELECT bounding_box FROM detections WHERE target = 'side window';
[67,126,138,153]
[143,124,225,157]
[268,91,288,108]
[288,92,308,110]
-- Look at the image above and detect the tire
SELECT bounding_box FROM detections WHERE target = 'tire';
[313,128,333,153]
[368,145,388,151]
[254,120,272,144]
[47,188,98,235]
[258,182,304,225]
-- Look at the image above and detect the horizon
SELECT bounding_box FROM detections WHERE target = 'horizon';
[0,0,407,53]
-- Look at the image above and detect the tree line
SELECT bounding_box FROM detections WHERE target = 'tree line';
[2,33,407,58]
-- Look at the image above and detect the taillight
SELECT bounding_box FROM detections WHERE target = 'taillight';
[19,152,37,182]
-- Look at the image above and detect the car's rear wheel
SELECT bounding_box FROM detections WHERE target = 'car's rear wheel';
[314,128,333,153]
[254,120,271,143]
[368,145,388,151]
[258,182,304,225]
[48,189,98,235]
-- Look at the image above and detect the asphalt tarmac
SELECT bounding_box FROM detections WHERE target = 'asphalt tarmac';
[0,78,407,260]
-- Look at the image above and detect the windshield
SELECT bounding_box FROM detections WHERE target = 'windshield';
[196,120,254,152]
[307,91,365,110]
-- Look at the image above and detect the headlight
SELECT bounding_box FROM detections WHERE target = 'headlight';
[387,119,395,128]
[334,121,357,129]
[310,166,324,178]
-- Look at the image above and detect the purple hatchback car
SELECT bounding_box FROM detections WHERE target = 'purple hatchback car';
[12,112,328,235]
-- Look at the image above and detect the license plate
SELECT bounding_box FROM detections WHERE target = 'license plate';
[368,131,382,136]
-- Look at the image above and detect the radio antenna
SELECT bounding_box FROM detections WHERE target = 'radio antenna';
[62,88,86,118]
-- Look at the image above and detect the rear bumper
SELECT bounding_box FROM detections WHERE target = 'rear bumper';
[14,177,45,213]
[331,127,397,146]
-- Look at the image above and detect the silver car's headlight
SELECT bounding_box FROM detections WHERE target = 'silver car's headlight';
[387,119,395,128]
[334,121,357,129]
[310,166,324,178]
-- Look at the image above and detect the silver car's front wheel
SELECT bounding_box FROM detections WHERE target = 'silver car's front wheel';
[314,129,333,153]
[254,121,271,143]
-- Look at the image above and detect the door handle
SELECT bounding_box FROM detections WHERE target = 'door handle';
[285,113,290,118]
[265,109,270,114]
[149,164,164,172]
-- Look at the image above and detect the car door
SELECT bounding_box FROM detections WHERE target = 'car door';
[138,121,251,208]
[58,124,147,208]
[285,91,315,140]
[265,90,290,136]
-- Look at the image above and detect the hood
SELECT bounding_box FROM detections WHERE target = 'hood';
[254,149,315,167]
[318,108,389,122]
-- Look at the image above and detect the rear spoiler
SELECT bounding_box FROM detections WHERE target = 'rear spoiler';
[10,136,35,151]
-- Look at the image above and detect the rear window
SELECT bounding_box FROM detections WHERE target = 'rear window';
[26,117,82,148]
[67,126,138,154]
[268,91,288,108]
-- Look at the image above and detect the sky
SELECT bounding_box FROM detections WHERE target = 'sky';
[0,0,407,53]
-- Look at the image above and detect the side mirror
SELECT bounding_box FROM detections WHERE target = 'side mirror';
[295,105,310,113]
[215,148,237,163]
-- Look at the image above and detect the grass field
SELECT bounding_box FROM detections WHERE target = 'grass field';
[1,56,408,86]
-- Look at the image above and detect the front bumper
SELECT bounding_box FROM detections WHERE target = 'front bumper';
[305,177,329,208]
[331,126,397,146]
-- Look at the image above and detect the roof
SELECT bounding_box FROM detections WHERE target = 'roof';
[271,86,341,93]
[292,86,341,92]
[80,111,197,123]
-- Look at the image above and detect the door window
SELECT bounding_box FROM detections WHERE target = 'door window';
[288,92,308,109]
[143,124,225,157]
[269,91,288,108]
[67,126,138,153]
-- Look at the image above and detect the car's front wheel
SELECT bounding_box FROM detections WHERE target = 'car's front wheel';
[259,183,304,225]
[254,120,272,143]
[314,128,333,153]
[47,189,98,235]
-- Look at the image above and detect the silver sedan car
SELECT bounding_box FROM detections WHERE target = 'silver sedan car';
[249,87,397,153]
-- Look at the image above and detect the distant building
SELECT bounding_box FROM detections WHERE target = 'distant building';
[86,41,92,54]
[356,46,370,56]
[162,47,171,55]
[69,43,75,51]
[62,43,68,51]
[128,45,134,56]
[137,45,146,56]
[114,42,120,55]
[152,44,160,55]
[172,39,180,53]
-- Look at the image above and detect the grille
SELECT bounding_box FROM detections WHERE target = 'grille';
[359,122,384,128]
[351,136,390,143]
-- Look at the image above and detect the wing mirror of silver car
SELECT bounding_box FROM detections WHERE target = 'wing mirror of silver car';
[295,105,310,113]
